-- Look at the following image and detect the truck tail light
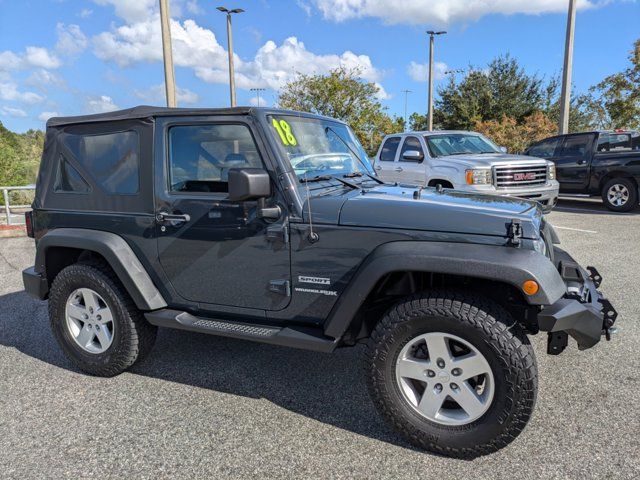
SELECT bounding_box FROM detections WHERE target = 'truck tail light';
[25,211,34,238]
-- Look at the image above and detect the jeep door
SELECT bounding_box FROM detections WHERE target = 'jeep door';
[154,116,291,311]
[550,134,593,190]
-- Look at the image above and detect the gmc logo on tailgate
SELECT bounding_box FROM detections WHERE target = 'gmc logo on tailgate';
[513,172,536,181]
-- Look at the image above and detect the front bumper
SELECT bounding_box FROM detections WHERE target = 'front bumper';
[464,182,559,212]
[537,248,618,353]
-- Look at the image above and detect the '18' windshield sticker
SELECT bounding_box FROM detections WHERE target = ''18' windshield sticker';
[272,118,298,146]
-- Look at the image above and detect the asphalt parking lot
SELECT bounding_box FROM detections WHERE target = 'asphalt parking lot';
[1,198,639,479]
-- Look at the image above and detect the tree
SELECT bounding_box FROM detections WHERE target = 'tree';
[434,55,545,130]
[581,39,640,130]
[0,121,44,200]
[277,67,403,155]
[475,112,557,153]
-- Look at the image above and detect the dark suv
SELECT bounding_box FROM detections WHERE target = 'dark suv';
[23,106,618,458]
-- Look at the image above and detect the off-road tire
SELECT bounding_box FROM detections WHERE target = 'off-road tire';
[48,260,157,376]
[601,177,638,212]
[364,290,537,458]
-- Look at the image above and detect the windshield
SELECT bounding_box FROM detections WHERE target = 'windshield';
[425,133,500,157]
[266,114,373,180]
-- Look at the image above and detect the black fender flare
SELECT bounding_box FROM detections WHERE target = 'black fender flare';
[323,241,566,339]
[35,228,167,311]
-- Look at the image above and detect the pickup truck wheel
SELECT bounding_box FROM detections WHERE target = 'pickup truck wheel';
[364,290,537,458]
[602,178,638,212]
[48,261,157,377]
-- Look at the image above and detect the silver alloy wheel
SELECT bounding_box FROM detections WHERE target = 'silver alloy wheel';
[65,288,114,354]
[607,183,630,207]
[395,332,494,426]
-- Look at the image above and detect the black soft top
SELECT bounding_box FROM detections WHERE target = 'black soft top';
[47,105,254,127]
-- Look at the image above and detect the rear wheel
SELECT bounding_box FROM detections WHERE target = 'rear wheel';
[48,261,157,376]
[601,178,638,212]
[364,290,537,458]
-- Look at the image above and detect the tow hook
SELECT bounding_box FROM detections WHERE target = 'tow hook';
[599,297,618,341]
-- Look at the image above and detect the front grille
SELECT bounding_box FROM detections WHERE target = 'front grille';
[494,165,548,188]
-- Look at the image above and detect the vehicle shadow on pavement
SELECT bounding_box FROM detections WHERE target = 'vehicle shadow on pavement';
[0,290,420,452]
[555,198,639,215]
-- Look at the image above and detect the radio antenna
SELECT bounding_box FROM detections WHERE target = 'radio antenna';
[304,173,319,243]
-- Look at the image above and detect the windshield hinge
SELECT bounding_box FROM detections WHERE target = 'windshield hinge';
[507,219,522,247]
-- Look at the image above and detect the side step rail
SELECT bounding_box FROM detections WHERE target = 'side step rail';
[145,309,338,353]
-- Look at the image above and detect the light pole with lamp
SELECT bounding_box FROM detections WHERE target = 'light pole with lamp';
[250,87,266,106]
[426,30,446,131]
[217,6,244,107]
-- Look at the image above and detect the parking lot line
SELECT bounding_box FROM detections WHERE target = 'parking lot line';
[553,226,598,234]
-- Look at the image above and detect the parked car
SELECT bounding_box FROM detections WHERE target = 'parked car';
[373,131,560,212]
[524,130,640,212]
[23,106,617,458]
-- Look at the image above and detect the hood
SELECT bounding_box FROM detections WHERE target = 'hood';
[306,184,542,239]
[439,153,548,169]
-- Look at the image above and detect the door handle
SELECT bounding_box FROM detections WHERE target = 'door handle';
[156,212,191,224]
[394,167,403,172]
[577,159,586,165]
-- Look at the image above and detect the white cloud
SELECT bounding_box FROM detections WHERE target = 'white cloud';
[249,95,270,107]
[55,24,88,57]
[24,47,61,69]
[374,82,391,100]
[407,61,448,82]
[297,0,313,16]
[0,82,44,104]
[93,16,383,92]
[25,69,66,89]
[0,106,28,118]
[79,8,93,18]
[93,0,156,23]
[38,111,59,121]
[134,84,200,104]
[86,95,119,113]
[0,51,22,71]
[185,0,204,15]
[311,0,595,25]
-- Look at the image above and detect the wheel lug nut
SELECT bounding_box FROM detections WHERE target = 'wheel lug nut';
[83,314,89,320]
[436,358,445,369]
[434,383,443,393]
[96,315,102,321]
[451,383,459,390]
[452,368,462,376]
[425,369,435,378]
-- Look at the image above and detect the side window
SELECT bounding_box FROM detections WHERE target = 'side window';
[399,136,424,162]
[597,134,610,152]
[54,154,90,193]
[559,135,591,157]
[527,138,560,158]
[379,137,401,162]
[61,130,140,194]
[609,134,631,151]
[168,124,263,193]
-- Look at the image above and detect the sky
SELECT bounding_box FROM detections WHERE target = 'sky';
[0,0,638,132]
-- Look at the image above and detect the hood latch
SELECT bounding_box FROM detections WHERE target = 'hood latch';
[507,219,522,247]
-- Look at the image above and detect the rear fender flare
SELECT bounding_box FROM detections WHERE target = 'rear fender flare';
[35,228,167,311]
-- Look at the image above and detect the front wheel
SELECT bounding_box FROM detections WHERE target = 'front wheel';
[601,178,638,212]
[364,290,537,458]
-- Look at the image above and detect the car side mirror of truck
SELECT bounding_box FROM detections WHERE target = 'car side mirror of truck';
[227,168,271,202]
[500,146,508,153]
[402,150,424,162]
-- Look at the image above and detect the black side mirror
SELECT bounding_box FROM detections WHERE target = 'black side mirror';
[228,168,271,202]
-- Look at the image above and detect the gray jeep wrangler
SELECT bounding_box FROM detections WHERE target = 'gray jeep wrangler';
[23,106,617,458]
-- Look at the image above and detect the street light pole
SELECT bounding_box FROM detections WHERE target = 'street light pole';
[401,89,412,131]
[558,0,577,134]
[159,0,177,107]
[217,6,244,107]
[250,87,266,106]
[426,30,446,131]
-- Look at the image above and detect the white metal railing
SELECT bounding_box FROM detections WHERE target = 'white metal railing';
[1,186,35,226]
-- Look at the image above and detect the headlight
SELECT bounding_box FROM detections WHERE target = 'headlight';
[548,163,556,181]
[465,169,492,185]
[533,237,547,257]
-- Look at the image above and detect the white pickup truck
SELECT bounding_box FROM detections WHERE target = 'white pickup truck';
[374,130,560,212]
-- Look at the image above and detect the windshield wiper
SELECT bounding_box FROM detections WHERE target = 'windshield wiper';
[343,172,363,178]
[299,175,333,183]
[324,126,384,184]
